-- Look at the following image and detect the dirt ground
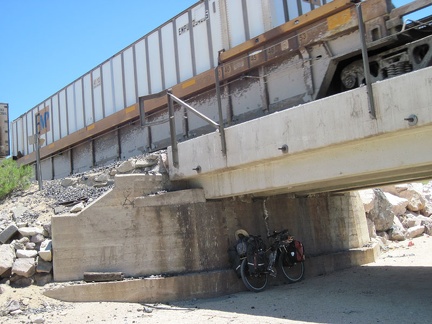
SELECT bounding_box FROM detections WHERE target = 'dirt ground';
[1,235,431,324]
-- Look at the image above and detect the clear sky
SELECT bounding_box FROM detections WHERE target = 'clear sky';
[0,0,428,123]
[0,0,196,122]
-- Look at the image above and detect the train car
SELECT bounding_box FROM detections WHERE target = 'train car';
[10,0,432,179]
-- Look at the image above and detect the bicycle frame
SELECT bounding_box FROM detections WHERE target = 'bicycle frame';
[238,229,305,292]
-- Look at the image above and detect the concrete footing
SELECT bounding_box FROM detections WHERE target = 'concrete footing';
[44,244,379,303]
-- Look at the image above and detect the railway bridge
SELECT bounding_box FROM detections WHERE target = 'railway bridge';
[168,66,432,199]
[21,0,431,302]
[47,66,432,303]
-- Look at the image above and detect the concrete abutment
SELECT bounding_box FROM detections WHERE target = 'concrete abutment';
[49,175,374,302]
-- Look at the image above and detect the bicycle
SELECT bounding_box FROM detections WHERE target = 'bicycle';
[238,229,305,292]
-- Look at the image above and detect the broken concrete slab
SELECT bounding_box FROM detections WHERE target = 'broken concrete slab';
[16,249,38,258]
[39,239,52,261]
[0,224,19,244]
[18,226,44,237]
[12,258,36,278]
[0,244,16,275]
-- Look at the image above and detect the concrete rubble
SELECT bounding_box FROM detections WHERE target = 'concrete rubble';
[359,182,432,248]
[0,153,165,313]
[0,149,431,319]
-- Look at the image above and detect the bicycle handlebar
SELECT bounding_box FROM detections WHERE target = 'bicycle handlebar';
[267,229,290,239]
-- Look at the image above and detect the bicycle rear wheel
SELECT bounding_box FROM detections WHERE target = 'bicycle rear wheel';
[240,258,268,292]
[279,251,305,283]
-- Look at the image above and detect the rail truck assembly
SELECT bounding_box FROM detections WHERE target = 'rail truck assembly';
[10,0,432,179]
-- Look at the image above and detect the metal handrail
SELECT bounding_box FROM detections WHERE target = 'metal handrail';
[167,88,227,168]
[356,2,376,119]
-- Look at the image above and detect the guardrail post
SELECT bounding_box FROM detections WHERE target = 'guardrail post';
[215,66,227,156]
[356,2,376,119]
[35,113,43,190]
[167,89,179,168]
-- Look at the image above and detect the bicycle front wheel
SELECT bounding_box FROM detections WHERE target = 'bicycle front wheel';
[279,251,305,283]
[240,258,268,292]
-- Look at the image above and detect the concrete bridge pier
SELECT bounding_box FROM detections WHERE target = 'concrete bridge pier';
[48,174,375,302]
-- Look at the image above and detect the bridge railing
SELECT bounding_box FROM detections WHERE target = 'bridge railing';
[139,71,227,169]
[167,87,227,168]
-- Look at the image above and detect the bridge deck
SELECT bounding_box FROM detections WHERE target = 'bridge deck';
[168,67,432,198]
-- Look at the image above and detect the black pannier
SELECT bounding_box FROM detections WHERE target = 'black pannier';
[246,235,266,274]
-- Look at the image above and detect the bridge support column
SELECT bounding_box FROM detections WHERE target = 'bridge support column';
[258,191,370,256]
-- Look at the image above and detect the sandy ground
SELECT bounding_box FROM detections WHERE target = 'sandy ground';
[1,235,431,324]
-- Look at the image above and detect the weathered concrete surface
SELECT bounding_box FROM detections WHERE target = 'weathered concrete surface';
[45,270,243,303]
[52,191,247,282]
[45,244,378,303]
[52,173,371,286]
[168,67,432,198]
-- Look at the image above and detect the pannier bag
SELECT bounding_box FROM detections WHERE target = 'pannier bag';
[287,240,305,263]
[228,232,250,278]
[295,240,305,262]
[246,236,266,274]
[236,236,248,257]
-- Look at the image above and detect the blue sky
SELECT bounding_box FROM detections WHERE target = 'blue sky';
[0,0,196,122]
[0,0,429,123]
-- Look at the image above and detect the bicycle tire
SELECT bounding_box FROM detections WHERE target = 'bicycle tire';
[240,258,268,292]
[279,251,305,283]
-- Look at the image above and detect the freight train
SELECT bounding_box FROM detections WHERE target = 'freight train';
[10,0,432,179]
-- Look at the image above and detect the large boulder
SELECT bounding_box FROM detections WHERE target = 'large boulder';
[70,202,85,213]
[36,257,53,273]
[38,239,52,262]
[16,249,38,258]
[389,216,406,241]
[18,226,44,237]
[358,189,375,213]
[366,189,394,232]
[12,258,36,278]
[379,184,408,196]
[135,154,159,168]
[0,244,16,276]
[397,183,426,212]
[406,225,425,239]
[384,192,409,216]
[421,201,432,216]
[10,205,28,221]
[0,224,19,244]
[117,160,136,173]
[30,233,45,243]
[61,177,77,187]
[366,218,376,238]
